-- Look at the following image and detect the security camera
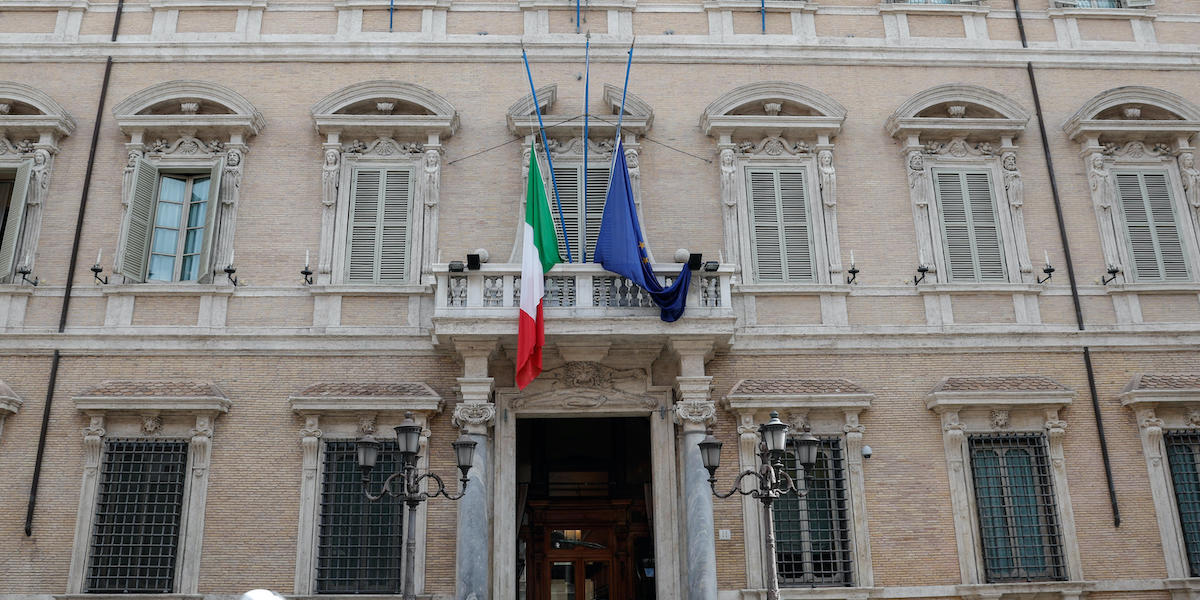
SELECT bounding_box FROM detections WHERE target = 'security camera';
[861,445,873,459]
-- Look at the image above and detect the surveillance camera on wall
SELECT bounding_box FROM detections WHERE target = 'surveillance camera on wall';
[861,445,873,459]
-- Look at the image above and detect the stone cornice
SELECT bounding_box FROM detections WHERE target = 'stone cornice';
[926,389,1075,413]
[289,383,443,415]
[1063,85,1200,141]
[887,83,1030,141]
[878,2,989,16]
[0,81,77,141]
[74,394,232,416]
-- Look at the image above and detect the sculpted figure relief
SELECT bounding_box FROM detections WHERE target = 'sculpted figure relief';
[1179,152,1200,209]
[321,149,339,208]
[1088,154,1115,210]
[423,148,440,207]
[818,150,836,207]
[719,148,736,206]
[907,151,929,206]
[1002,152,1023,207]
[1001,152,1033,274]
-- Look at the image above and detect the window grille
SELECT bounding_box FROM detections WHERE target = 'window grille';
[968,434,1066,583]
[1164,431,1200,577]
[317,440,404,594]
[774,437,853,586]
[85,439,188,593]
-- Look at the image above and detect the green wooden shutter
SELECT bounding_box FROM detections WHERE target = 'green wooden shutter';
[748,169,813,282]
[935,170,1006,282]
[779,171,812,281]
[1117,171,1189,281]
[550,166,580,261]
[379,170,411,281]
[347,168,381,282]
[117,158,159,283]
[194,160,223,283]
[0,160,32,280]
[583,166,608,261]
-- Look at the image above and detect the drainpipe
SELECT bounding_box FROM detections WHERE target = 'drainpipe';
[25,0,124,536]
[1012,0,1120,528]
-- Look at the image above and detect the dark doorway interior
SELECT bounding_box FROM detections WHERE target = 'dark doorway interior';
[516,417,656,600]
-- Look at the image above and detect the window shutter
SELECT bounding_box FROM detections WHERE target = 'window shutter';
[550,166,580,261]
[379,170,411,281]
[117,158,159,283]
[0,159,32,280]
[935,170,1005,282]
[749,170,783,281]
[348,169,381,283]
[584,166,608,262]
[778,171,813,281]
[1117,171,1189,281]
[1124,0,1155,7]
[194,160,223,284]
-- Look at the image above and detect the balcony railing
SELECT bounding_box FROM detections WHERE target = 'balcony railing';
[433,263,733,313]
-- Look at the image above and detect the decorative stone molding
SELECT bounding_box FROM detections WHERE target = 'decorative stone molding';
[67,381,231,594]
[1064,86,1200,144]
[886,84,1031,141]
[288,381,443,596]
[0,380,22,445]
[1121,373,1200,580]
[703,82,849,305]
[452,401,496,433]
[925,375,1081,585]
[513,362,656,413]
[723,377,876,589]
[0,81,77,143]
[112,80,265,139]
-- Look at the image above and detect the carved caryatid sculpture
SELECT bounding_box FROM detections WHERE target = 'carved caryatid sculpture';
[818,149,842,275]
[421,148,442,277]
[1001,152,1033,274]
[20,148,53,270]
[907,150,936,272]
[319,149,339,275]
[1087,152,1123,272]
[213,147,243,273]
[719,148,739,267]
[1180,151,1200,210]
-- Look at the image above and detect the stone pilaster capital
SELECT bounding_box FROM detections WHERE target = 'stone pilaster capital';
[457,376,495,403]
[674,400,717,429]
[452,401,496,434]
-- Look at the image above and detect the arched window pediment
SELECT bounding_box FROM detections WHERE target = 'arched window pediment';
[701,82,846,142]
[1064,86,1200,143]
[506,83,653,138]
[886,84,1030,141]
[312,81,459,141]
[0,82,76,147]
[113,80,265,140]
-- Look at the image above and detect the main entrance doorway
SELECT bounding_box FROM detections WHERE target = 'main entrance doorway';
[516,418,656,600]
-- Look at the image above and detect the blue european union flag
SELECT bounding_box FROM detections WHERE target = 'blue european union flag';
[593,139,691,322]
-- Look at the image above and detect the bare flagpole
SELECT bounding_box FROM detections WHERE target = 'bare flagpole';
[582,32,591,261]
[521,42,574,262]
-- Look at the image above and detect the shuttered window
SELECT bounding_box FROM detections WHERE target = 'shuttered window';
[117,160,222,283]
[0,161,31,281]
[747,168,813,282]
[346,168,412,283]
[1115,170,1189,282]
[548,164,608,262]
[934,169,1006,282]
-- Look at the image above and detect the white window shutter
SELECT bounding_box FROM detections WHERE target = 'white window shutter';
[379,170,411,281]
[551,166,580,261]
[0,159,32,281]
[347,168,381,282]
[965,171,1006,281]
[935,171,976,281]
[749,170,782,281]
[778,171,813,281]
[584,167,608,262]
[116,158,159,283]
[1117,171,1188,281]
[1144,173,1187,279]
[1124,0,1155,8]
[194,160,224,284]
[935,170,1005,282]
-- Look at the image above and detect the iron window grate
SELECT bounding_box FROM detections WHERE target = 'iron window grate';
[317,440,405,594]
[968,433,1066,583]
[1165,430,1200,577]
[85,438,188,594]
[774,437,853,587]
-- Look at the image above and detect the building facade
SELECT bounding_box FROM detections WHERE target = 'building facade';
[2,1,1200,599]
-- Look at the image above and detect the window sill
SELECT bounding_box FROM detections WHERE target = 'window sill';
[0,284,37,296]
[1106,281,1200,294]
[100,283,234,296]
[1047,7,1156,20]
[310,283,433,296]
[733,282,853,295]
[878,2,989,16]
[701,0,816,13]
[915,282,1044,294]
[775,586,875,600]
[954,581,1085,599]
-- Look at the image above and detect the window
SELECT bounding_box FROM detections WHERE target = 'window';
[548,164,608,262]
[85,439,189,593]
[1054,0,1154,7]
[317,440,405,594]
[1115,170,1190,282]
[968,434,1066,583]
[774,437,852,586]
[119,160,221,283]
[1165,431,1200,577]
[0,161,32,282]
[933,169,1006,282]
[747,168,813,282]
[346,168,413,283]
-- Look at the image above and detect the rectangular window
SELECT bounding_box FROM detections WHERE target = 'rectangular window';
[933,169,1005,282]
[774,438,853,586]
[747,168,813,282]
[85,439,188,594]
[1115,170,1190,282]
[548,164,608,263]
[1164,431,1200,577]
[347,168,413,283]
[148,175,210,282]
[316,440,405,594]
[0,161,31,282]
[968,434,1066,583]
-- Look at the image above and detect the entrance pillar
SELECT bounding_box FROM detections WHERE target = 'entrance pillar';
[453,338,498,600]
[671,339,718,600]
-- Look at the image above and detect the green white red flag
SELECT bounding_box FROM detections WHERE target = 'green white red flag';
[516,145,562,389]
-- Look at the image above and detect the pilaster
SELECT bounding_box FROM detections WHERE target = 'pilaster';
[671,336,717,600]
[453,336,497,600]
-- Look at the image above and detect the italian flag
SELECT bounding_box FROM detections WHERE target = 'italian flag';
[516,145,562,390]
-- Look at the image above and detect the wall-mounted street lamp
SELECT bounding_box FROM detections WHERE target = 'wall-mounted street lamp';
[913,264,929,285]
[699,411,819,600]
[357,412,477,600]
[1101,265,1120,286]
[16,265,38,287]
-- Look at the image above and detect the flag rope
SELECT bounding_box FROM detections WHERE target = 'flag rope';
[582,33,591,262]
[520,44,574,263]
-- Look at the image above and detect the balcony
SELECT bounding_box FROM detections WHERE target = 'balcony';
[431,263,737,337]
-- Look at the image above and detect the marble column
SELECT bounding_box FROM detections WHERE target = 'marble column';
[453,391,495,600]
[671,338,718,600]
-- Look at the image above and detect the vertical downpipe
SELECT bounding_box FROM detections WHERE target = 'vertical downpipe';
[24,0,124,536]
[1012,0,1120,527]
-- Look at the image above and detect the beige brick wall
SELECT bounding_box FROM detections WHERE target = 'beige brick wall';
[79,9,116,36]
[908,14,966,39]
[132,296,199,326]
[362,9,422,33]
[731,11,791,36]
[226,296,314,328]
[260,10,338,36]
[1140,294,1200,323]
[753,295,822,325]
[632,11,709,36]
[176,10,239,34]
[340,296,409,327]
[953,294,1015,324]
[548,9,607,34]
[0,11,58,34]
[815,14,886,38]
[446,11,523,35]
[1077,18,1135,43]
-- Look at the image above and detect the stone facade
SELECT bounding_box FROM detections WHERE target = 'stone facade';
[1,1,1200,600]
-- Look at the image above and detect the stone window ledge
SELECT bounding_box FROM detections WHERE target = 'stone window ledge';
[878,2,990,16]
[732,282,854,295]
[0,285,37,297]
[288,382,443,416]
[1105,281,1200,295]
[309,283,434,296]
[776,587,874,600]
[955,581,1086,599]
[916,282,1045,295]
[100,283,234,297]
[1047,7,1156,20]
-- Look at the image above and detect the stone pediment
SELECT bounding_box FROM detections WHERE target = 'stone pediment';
[507,84,652,138]
[510,362,656,412]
